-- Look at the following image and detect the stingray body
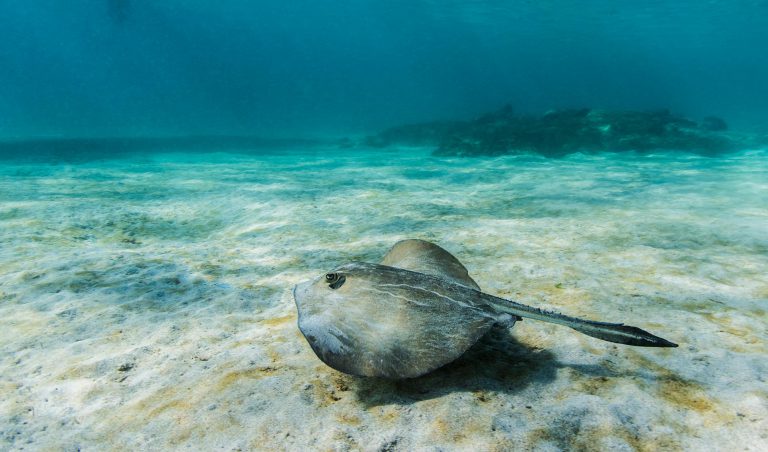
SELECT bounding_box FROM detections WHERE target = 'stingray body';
[293,239,676,379]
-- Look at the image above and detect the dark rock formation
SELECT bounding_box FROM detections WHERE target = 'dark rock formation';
[367,107,753,157]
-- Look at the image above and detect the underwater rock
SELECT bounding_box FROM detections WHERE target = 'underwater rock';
[117,362,135,372]
[367,106,756,157]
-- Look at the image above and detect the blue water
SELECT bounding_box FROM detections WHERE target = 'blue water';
[1,1,767,137]
[1,2,768,450]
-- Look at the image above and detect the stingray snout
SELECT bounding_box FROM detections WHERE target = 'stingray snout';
[292,278,315,304]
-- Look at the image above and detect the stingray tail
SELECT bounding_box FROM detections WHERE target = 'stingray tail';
[482,294,677,348]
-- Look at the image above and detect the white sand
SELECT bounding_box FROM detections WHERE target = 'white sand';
[1,148,766,450]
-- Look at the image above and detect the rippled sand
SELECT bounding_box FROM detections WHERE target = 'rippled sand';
[1,147,766,450]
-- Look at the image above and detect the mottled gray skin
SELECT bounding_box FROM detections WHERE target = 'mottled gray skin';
[294,239,676,379]
[379,239,482,290]
[295,261,497,378]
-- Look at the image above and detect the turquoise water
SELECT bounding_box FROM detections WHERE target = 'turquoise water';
[2,0,768,449]
[1,147,766,449]
[2,1,768,136]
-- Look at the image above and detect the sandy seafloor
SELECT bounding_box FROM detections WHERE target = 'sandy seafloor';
[0,146,766,451]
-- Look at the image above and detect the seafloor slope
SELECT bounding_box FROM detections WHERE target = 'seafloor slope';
[0,147,766,450]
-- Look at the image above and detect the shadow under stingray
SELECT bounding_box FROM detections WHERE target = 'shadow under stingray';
[350,325,621,408]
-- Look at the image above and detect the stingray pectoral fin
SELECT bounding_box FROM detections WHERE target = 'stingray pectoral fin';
[380,239,481,290]
[482,294,678,348]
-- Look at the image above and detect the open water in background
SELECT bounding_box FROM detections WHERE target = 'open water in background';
[1,1,768,137]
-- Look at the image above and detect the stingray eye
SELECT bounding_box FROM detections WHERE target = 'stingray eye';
[325,273,346,289]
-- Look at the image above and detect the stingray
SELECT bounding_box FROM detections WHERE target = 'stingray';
[293,239,677,379]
